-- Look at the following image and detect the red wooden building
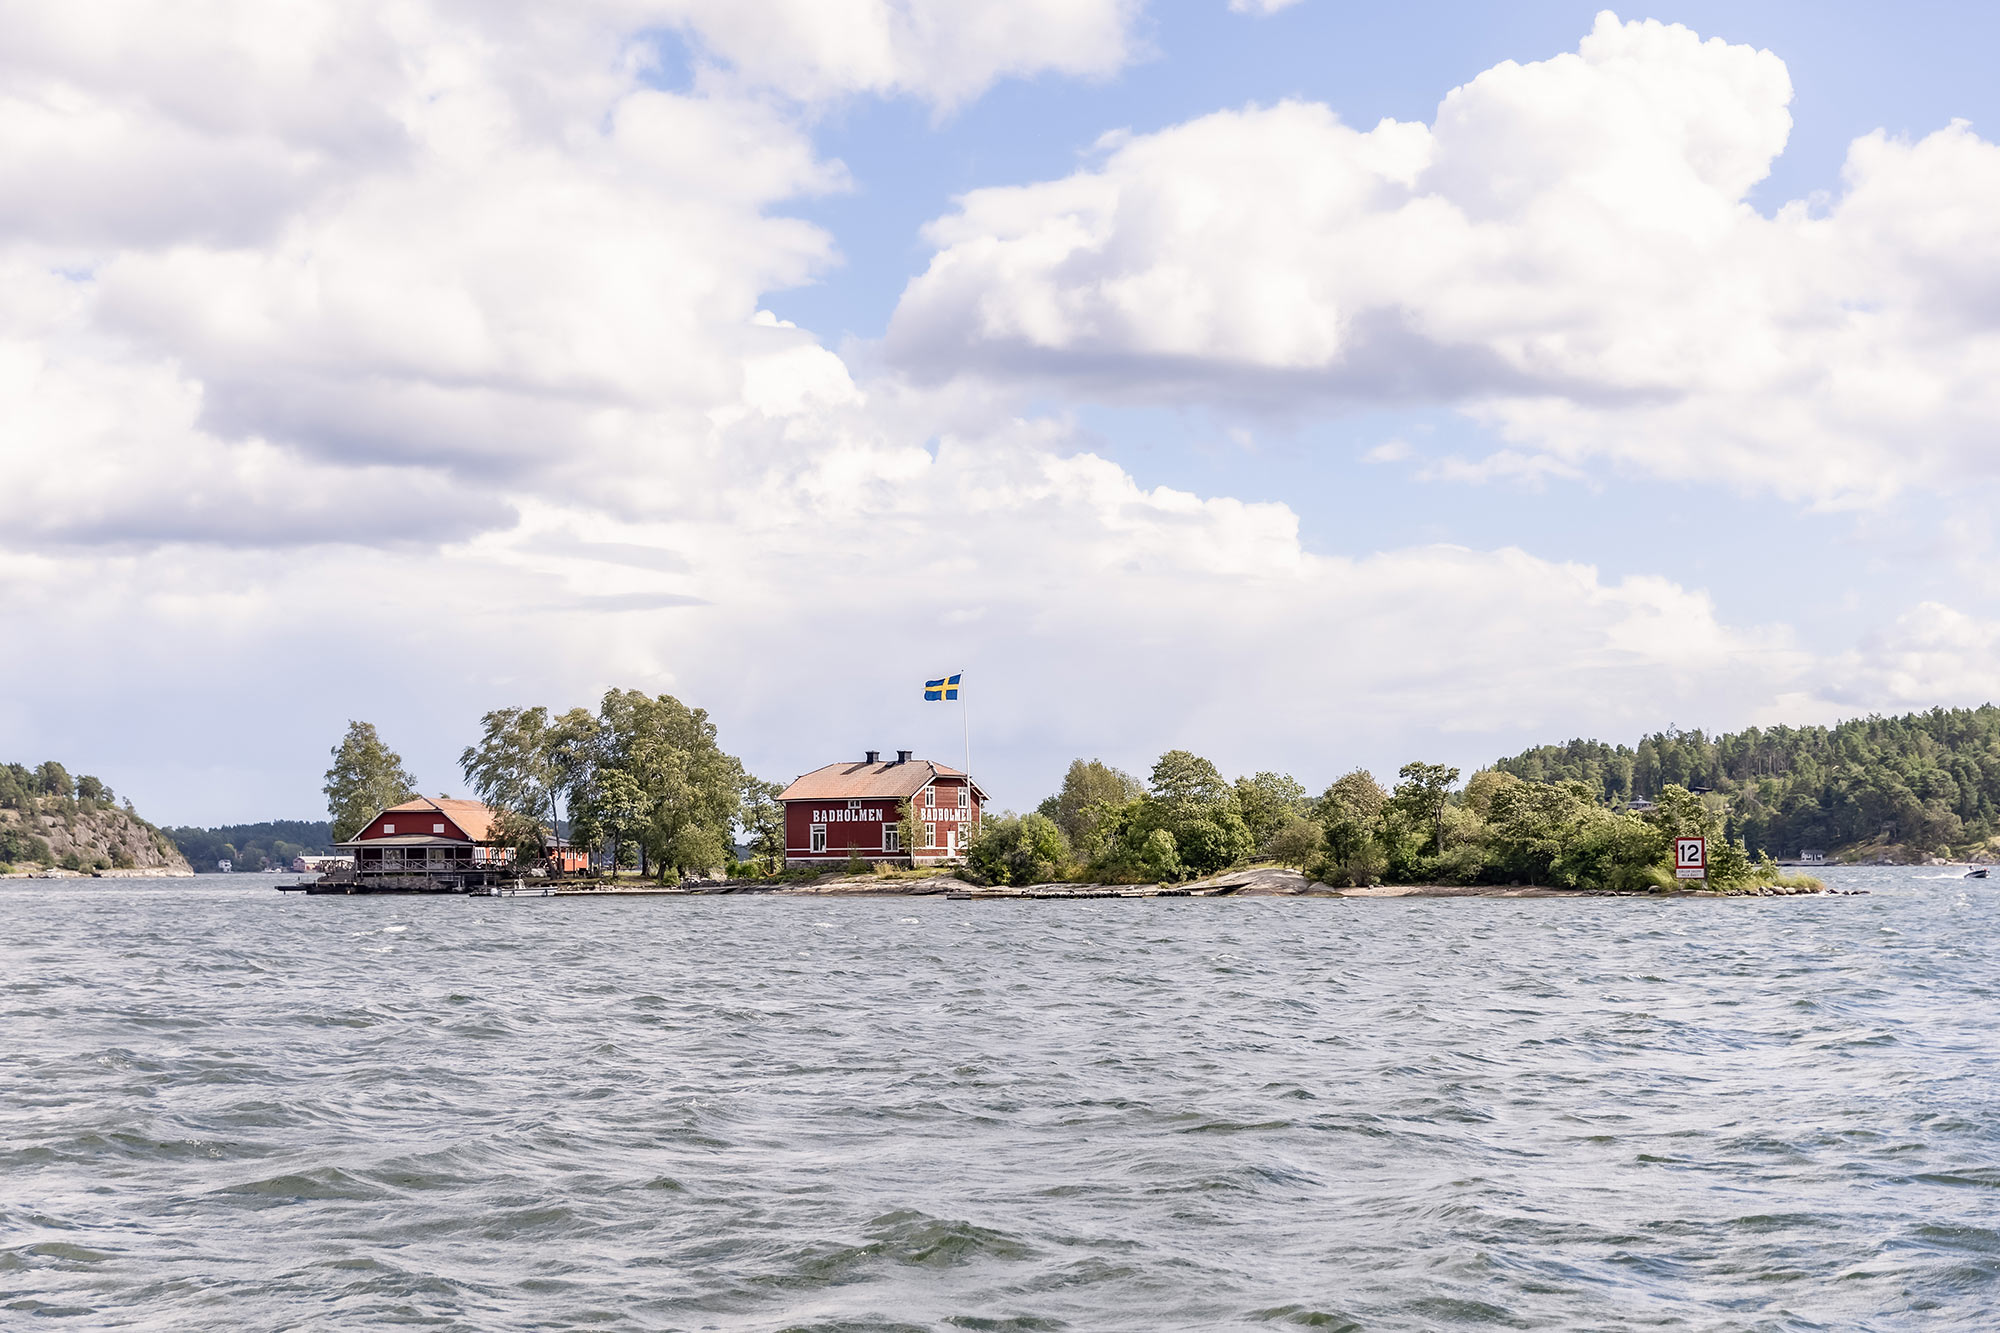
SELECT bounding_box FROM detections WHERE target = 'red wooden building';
[336,797,515,878]
[779,750,985,868]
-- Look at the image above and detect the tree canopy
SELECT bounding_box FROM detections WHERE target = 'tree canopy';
[523,689,750,880]
[323,722,418,842]
[1038,758,1145,857]
[1493,705,2000,858]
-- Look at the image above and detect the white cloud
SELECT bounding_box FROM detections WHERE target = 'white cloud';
[4,0,1998,826]
[1230,0,1306,15]
[1818,603,2000,713]
[664,0,1142,108]
[885,11,2000,506]
[0,400,1829,818]
[0,0,1145,543]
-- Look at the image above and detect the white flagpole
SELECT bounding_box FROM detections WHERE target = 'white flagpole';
[960,669,971,797]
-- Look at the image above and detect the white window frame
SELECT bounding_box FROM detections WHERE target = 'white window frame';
[848,799,862,810]
[924,822,937,847]
[957,785,968,809]
[922,784,935,807]
[884,825,900,853]
[810,824,827,853]
[383,823,395,834]
[433,822,446,833]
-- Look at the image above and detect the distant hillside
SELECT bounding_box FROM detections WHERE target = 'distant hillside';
[0,761,192,874]
[165,821,335,873]
[1493,706,2000,861]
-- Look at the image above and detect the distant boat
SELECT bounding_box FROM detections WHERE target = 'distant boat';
[1967,868,1989,879]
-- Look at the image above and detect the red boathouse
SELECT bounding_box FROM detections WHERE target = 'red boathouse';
[779,750,985,869]
[336,797,516,879]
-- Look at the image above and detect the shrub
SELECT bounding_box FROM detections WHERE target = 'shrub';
[1139,828,1182,882]
[966,812,1069,886]
[1266,816,1323,869]
[0,826,53,865]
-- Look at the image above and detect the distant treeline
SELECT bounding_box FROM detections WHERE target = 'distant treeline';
[1493,706,2000,857]
[965,752,1790,894]
[166,821,335,873]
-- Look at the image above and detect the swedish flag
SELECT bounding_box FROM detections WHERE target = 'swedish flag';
[924,673,961,702]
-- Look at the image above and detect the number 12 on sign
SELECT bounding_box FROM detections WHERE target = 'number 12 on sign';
[1675,836,1707,880]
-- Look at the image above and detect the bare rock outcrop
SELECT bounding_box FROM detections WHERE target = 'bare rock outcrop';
[0,801,193,875]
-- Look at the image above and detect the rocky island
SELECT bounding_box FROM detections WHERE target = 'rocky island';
[0,761,191,877]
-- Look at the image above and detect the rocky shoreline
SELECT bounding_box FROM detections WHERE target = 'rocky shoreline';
[0,866,197,879]
[634,866,1844,900]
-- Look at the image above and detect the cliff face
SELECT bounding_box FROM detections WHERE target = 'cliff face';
[0,799,193,874]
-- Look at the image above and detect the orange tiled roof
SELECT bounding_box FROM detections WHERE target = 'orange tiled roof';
[779,760,984,804]
[380,796,502,842]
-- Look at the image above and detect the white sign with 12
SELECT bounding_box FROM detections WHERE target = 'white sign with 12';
[1675,836,1707,880]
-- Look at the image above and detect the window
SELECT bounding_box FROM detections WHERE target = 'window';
[810,825,827,853]
[922,784,935,806]
[383,823,395,834]
[884,826,900,853]
[433,823,446,834]
[924,822,936,847]
[957,786,968,809]
[848,799,862,810]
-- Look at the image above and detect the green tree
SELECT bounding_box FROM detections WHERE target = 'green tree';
[1551,810,1665,892]
[1312,769,1388,886]
[1646,784,1751,887]
[1150,749,1231,811]
[35,761,73,798]
[1483,777,1589,885]
[1234,771,1308,852]
[548,706,604,838]
[1144,750,1252,876]
[740,777,786,874]
[323,721,419,843]
[460,707,561,855]
[572,767,651,877]
[1391,761,1460,857]
[460,705,614,874]
[598,689,744,881]
[1047,759,1146,854]
[75,775,110,803]
[1461,769,1512,818]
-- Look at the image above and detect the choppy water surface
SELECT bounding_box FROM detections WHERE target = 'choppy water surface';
[4,869,1998,1330]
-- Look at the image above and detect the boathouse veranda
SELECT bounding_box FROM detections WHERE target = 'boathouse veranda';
[326,796,520,891]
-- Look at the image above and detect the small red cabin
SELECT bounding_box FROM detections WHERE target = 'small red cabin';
[337,797,514,877]
[779,751,985,868]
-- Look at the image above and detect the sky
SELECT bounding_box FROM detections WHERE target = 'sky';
[5,1,2000,826]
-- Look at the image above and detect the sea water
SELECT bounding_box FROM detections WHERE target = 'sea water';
[3,868,1996,1330]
